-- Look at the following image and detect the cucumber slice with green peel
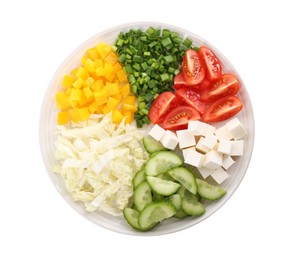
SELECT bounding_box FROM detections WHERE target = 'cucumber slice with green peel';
[145,151,183,176]
[156,172,175,182]
[138,200,177,230]
[196,179,227,200]
[133,168,146,188]
[168,194,182,210]
[182,190,205,216]
[176,185,187,198]
[174,209,189,219]
[168,167,198,195]
[152,192,164,201]
[143,136,167,153]
[146,176,181,196]
[134,181,152,211]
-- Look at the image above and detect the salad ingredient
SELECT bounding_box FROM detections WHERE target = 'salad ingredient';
[53,113,149,215]
[134,181,153,211]
[161,106,201,130]
[175,87,208,114]
[168,167,197,195]
[132,167,146,188]
[143,135,166,153]
[200,74,240,102]
[138,201,176,230]
[55,42,137,125]
[114,27,196,127]
[146,176,180,196]
[202,96,243,122]
[176,129,196,149]
[160,130,179,150]
[148,124,166,141]
[182,190,205,216]
[123,208,142,230]
[145,151,183,176]
[182,49,205,85]
[148,92,177,124]
[198,46,222,81]
[196,179,226,200]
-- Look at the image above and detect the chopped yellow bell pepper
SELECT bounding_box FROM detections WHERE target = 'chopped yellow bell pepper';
[57,111,69,125]
[62,75,75,88]
[112,109,124,124]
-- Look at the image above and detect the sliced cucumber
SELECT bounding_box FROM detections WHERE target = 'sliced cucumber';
[138,200,176,230]
[123,208,141,230]
[174,209,189,219]
[146,176,180,196]
[182,190,205,216]
[145,151,183,176]
[168,167,198,195]
[196,179,227,200]
[156,172,175,182]
[133,168,146,188]
[143,136,166,153]
[133,181,152,211]
[168,194,182,210]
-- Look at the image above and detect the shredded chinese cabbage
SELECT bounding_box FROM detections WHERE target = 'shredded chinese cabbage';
[53,113,149,216]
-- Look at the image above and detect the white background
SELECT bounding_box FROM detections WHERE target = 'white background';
[1,0,288,259]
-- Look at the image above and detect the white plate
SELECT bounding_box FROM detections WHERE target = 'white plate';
[39,22,255,236]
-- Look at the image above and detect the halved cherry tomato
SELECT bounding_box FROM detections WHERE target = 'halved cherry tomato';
[175,87,209,114]
[162,106,201,130]
[200,74,240,102]
[174,72,212,91]
[148,92,176,124]
[199,46,222,81]
[202,96,243,122]
[182,50,205,85]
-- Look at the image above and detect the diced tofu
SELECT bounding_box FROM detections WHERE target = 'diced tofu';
[160,130,179,150]
[222,155,235,170]
[211,167,229,184]
[184,149,204,167]
[182,147,196,159]
[196,137,210,154]
[198,167,214,179]
[230,140,244,156]
[202,150,223,170]
[188,121,216,136]
[148,124,166,141]
[226,118,247,140]
[214,125,233,141]
[202,134,218,150]
[176,129,196,149]
[218,140,232,155]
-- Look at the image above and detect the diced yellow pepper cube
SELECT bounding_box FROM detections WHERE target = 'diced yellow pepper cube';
[112,109,124,124]
[88,101,98,114]
[96,43,112,59]
[57,111,69,125]
[62,75,75,88]
[105,82,120,96]
[102,105,111,114]
[83,77,94,88]
[70,88,83,102]
[116,69,127,82]
[105,51,118,65]
[123,111,133,124]
[83,87,93,99]
[68,109,80,123]
[122,103,137,113]
[86,47,99,60]
[94,89,107,105]
[124,95,136,105]
[95,66,105,77]
[78,107,90,121]
[90,79,104,91]
[81,56,87,66]
[106,97,120,111]
[55,91,70,110]
[120,83,130,97]
[113,62,123,72]
[104,62,114,77]
[112,93,122,101]
[75,67,89,80]
[84,58,95,73]
[106,72,116,83]
[72,78,84,89]
[94,59,103,69]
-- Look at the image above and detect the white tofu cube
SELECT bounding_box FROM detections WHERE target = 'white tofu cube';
[211,167,229,184]
[202,134,218,150]
[176,129,196,149]
[184,149,204,167]
[230,140,244,156]
[198,167,214,179]
[148,124,166,141]
[222,155,235,170]
[218,140,232,155]
[226,118,247,140]
[182,147,196,159]
[202,150,223,170]
[214,125,233,141]
[196,137,210,154]
[160,130,179,150]
[188,121,215,136]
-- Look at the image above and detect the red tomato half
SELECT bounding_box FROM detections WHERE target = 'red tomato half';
[202,96,243,122]
[162,106,201,130]
[173,72,187,90]
[175,87,209,114]
[200,74,240,102]
[199,46,222,81]
[182,50,205,85]
[148,92,176,124]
